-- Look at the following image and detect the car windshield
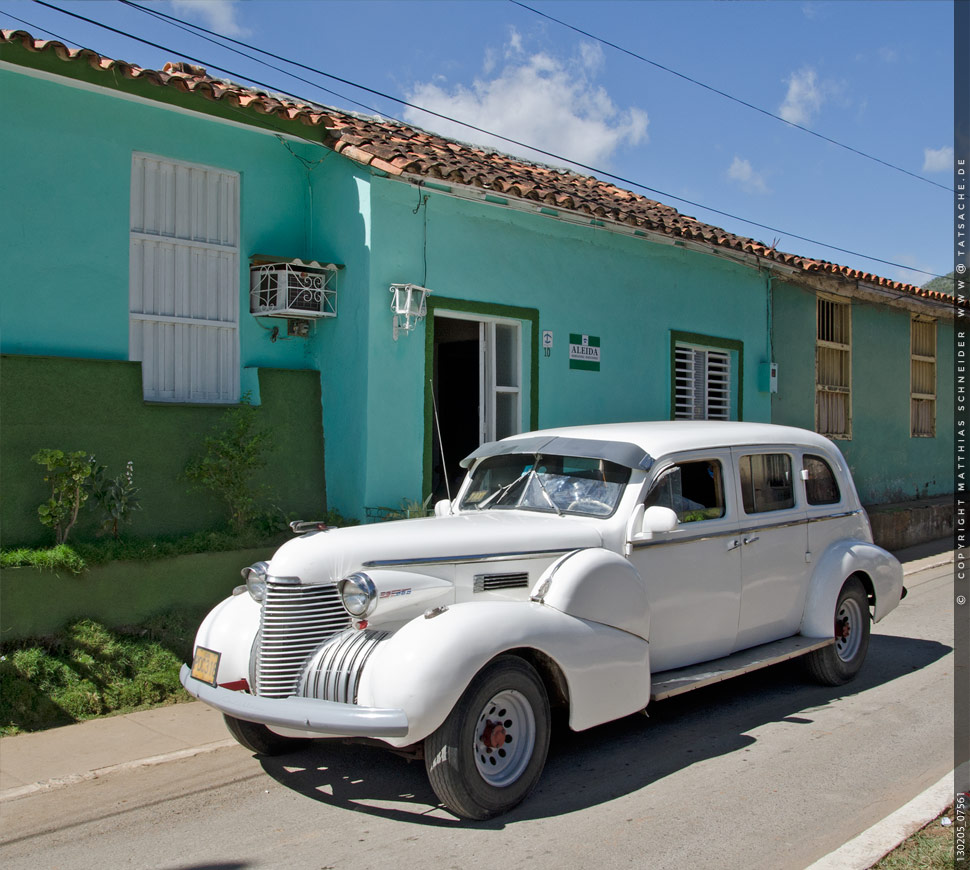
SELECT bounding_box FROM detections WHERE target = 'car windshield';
[459,454,630,517]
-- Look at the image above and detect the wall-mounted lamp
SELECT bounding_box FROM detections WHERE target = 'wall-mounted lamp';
[389,283,432,340]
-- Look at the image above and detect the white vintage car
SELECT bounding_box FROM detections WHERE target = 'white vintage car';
[181,421,905,819]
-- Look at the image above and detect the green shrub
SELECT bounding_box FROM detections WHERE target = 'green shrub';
[32,449,95,544]
[183,397,273,533]
[0,545,86,574]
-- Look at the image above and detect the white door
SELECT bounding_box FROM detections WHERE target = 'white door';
[629,451,742,673]
[730,448,812,651]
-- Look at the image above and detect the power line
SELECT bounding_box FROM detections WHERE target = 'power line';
[510,0,952,194]
[17,0,946,280]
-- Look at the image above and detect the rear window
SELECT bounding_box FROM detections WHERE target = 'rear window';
[739,453,795,514]
[803,454,841,505]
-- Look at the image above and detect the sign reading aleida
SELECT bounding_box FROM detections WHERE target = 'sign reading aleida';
[569,334,601,371]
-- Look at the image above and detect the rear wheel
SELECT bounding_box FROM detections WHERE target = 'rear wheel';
[223,714,308,755]
[805,576,870,686]
[425,655,551,820]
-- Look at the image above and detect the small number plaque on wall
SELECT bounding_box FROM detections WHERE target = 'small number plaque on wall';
[569,334,600,371]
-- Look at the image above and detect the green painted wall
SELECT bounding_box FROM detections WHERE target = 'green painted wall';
[0,356,326,546]
[0,549,268,640]
[770,280,953,504]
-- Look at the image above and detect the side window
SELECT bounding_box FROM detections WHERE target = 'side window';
[739,453,794,514]
[803,454,841,505]
[645,460,725,523]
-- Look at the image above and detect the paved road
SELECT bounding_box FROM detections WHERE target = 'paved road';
[0,560,954,870]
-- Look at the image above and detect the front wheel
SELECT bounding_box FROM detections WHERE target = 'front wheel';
[223,714,308,756]
[425,655,551,820]
[805,576,871,686]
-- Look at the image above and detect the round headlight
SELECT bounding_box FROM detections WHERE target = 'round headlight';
[339,572,377,617]
[242,561,269,602]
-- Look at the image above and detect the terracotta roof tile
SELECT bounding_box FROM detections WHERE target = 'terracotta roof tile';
[1,28,953,305]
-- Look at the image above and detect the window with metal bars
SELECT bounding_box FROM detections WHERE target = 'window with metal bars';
[911,317,936,437]
[674,345,731,420]
[815,296,851,439]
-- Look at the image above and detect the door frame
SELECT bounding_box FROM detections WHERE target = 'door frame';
[423,296,540,500]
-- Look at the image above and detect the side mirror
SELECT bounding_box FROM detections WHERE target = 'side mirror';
[641,505,678,535]
[434,499,453,517]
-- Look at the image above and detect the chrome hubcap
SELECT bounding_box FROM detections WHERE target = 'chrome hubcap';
[473,689,535,787]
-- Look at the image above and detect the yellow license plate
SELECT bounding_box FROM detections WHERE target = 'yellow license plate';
[191,647,221,687]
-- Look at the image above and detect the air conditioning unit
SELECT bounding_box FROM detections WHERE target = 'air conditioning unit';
[249,257,338,319]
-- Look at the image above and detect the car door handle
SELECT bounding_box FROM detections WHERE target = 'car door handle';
[743,535,759,545]
[726,538,741,551]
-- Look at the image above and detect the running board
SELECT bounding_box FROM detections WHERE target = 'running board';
[650,636,835,702]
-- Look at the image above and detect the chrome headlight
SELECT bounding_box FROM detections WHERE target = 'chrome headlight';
[241,561,270,602]
[338,572,377,617]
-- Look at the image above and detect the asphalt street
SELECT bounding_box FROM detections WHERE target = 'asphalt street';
[0,555,955,870]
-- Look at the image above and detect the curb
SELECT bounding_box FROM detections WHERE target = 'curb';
[0,738,237,803]
[804,771,954,870]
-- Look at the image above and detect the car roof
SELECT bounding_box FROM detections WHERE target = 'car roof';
[496,421,839,463]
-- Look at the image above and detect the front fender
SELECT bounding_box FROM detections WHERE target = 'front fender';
[801,540,903,637]
[357,600,650,747]
[193,591,261,686]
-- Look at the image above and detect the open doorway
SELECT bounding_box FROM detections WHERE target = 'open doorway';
[431,314,522,502]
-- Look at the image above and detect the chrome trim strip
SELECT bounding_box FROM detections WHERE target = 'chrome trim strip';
[363,548,570,568]
[807,509,861,522]
[737,518,808,535]
[631,528,741,550]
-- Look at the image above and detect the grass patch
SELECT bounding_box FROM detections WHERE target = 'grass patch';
[0,609,205,736]
[871,806,956,869]
[0,544,87,574]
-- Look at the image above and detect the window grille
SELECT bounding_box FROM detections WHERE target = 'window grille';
[129,154,240,403]
[815,296,851,438]
[911,317,936,437]
[675,346,731,420]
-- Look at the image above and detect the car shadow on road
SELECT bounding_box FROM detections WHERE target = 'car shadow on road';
[258,633,950,828]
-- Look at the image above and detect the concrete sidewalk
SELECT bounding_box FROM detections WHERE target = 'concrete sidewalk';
[0,538,955,806]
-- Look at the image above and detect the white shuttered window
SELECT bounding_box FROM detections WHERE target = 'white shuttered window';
[130,154,240,403]
[675,345,731,420]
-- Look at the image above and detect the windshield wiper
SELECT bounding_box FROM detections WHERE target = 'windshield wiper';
[531,470,563,516]
[476,469,529,510]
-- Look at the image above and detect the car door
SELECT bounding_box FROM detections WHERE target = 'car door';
[628,450,742,673]
[730,447,812,651]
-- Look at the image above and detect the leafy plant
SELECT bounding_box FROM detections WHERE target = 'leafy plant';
[183,396,273,533]
[31,449,95,545]
[87,460,141,538]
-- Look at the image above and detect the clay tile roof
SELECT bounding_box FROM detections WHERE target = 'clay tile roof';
[1,28,954,305]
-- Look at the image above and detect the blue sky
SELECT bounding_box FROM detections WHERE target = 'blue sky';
[1,0,955,286]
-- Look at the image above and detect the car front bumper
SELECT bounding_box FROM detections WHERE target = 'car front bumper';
[179,665,409,738]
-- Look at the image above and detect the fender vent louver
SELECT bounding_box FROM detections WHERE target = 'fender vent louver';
[473,572,530,593]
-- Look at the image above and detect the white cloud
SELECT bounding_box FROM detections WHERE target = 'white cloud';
[878,46,898,63]
[922,145,953,173]
[170,0,248,38]
[403,38,648,168]
[727,156,770,194]
[779,67,824,125]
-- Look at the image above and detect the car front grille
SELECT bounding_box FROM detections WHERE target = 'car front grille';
[255,580,351,698]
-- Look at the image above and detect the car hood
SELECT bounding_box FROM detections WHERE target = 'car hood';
[267,511,604,584]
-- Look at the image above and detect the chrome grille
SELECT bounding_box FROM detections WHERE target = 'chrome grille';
[255,581,350,698]
[299,628,389,704]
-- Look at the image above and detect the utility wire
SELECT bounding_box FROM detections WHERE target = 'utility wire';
[20,0,946,280]
[511,0,951,194]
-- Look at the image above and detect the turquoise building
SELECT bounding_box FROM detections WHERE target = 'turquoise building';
[0,30,953,545]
